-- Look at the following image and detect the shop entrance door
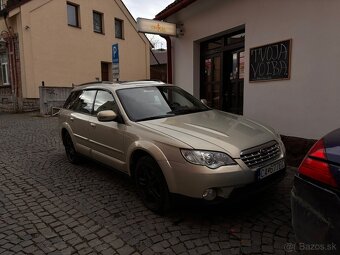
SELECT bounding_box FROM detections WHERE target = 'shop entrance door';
[200,28,245,115]
[223,49,244,115]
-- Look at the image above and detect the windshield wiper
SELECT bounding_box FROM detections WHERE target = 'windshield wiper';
[137,114,174,122]
[167,108,209,115]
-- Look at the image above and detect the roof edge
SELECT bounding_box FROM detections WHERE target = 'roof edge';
[6,0,31,12]
[155,0,197,21]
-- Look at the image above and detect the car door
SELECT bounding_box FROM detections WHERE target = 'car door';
[88,89,126,171]
[67,89,97,157]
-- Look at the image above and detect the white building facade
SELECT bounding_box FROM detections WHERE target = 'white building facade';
[156,0,340,139]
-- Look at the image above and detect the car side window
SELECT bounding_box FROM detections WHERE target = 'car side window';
[161,87,195,109]
[70,90,96,114]
[93,90,117,115]
[64,90,82,109]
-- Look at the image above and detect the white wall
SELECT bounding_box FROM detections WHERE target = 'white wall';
[166,0,340,139]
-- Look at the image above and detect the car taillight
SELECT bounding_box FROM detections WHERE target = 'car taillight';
[298,139,338,188]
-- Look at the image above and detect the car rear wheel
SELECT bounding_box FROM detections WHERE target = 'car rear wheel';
[63,132,80,164]
[135,156,170,214]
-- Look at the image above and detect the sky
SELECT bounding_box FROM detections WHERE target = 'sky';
[122,0,174,49]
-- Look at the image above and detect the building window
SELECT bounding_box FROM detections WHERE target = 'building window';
[0,0,5,10]
[115,18,124,39]
[0,53,10,86]
[93,11,104,34]
[67,2,80,27]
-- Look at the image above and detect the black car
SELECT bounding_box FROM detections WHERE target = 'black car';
[291,128,340,252]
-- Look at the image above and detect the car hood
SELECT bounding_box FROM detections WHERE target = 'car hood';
[138,110,278,158]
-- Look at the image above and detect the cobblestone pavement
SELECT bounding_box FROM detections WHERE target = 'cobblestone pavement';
[0,113,297,255]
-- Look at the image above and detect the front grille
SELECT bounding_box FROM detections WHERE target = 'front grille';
[240,140,281,168]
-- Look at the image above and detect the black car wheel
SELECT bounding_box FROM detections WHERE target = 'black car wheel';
[135,156,170,214]
[63,132,80,164]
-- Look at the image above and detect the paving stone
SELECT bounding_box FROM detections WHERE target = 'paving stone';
[151,235,163,243]
[102,234,118,243]
[172,243,186,254]
[97,228,110,238]
[101,247,117,255]
[62,233,77,242]
[112,239,125,249]
[117,245,135,255]
[262,245,274,253]
[197,245,210,254]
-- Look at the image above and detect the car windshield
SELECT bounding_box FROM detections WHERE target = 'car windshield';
[116,86,210,121]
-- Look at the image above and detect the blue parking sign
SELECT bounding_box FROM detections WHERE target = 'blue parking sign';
[112,44,119,64]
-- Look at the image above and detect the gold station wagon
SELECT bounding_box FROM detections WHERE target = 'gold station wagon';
[59,81,286,213]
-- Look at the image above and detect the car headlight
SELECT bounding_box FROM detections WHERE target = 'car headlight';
[180,149,237,169]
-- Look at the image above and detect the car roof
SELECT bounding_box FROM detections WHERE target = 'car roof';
[72,80,169,91]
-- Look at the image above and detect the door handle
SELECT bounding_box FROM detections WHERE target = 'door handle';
[90,123,96,127]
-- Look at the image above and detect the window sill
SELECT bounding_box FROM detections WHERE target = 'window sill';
[94,30,105,35]
[115,37,125,40]
[68,24,81,29]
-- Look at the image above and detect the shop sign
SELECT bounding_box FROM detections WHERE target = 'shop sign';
[137,18,176,36]
[249,39,292,82]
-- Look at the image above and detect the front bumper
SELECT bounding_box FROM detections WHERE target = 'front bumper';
[291,175,340,249]
[159,157,286,199]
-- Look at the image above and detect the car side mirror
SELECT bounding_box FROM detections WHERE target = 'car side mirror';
[97,110,117,122]
[201,99,208,105]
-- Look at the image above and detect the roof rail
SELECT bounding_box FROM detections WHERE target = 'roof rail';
[119,79,165,84]
[75,81,115,86]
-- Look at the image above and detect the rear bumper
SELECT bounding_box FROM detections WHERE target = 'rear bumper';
[291,175,340,249]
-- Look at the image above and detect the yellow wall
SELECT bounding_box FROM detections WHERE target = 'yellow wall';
[5,0,150,98]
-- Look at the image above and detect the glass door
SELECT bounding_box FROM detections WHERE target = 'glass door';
[202,54,222,109]
[200,28,245,114]
[223,49,244,115]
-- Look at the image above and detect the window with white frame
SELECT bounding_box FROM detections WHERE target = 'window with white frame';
[0,0,6,10]
[0,53,10,85]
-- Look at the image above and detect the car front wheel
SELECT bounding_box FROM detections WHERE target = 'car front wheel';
[63,132,80,164]
[135,156,170,214]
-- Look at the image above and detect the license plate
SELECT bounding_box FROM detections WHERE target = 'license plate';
[256,159,285,180]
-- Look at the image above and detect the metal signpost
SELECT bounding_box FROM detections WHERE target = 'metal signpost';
[112,44,119,81]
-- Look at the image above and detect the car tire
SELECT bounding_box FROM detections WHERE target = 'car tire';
[63,132,80,164]
[135,156,170,214]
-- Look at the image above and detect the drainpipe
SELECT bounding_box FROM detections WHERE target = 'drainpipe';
[2,13,19,112]
[161,36,172,84]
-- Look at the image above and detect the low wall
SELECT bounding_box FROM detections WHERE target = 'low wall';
[39,86,73,115]
[1,86,40,112]
[0,98,40,112]
[0,86,14,112]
